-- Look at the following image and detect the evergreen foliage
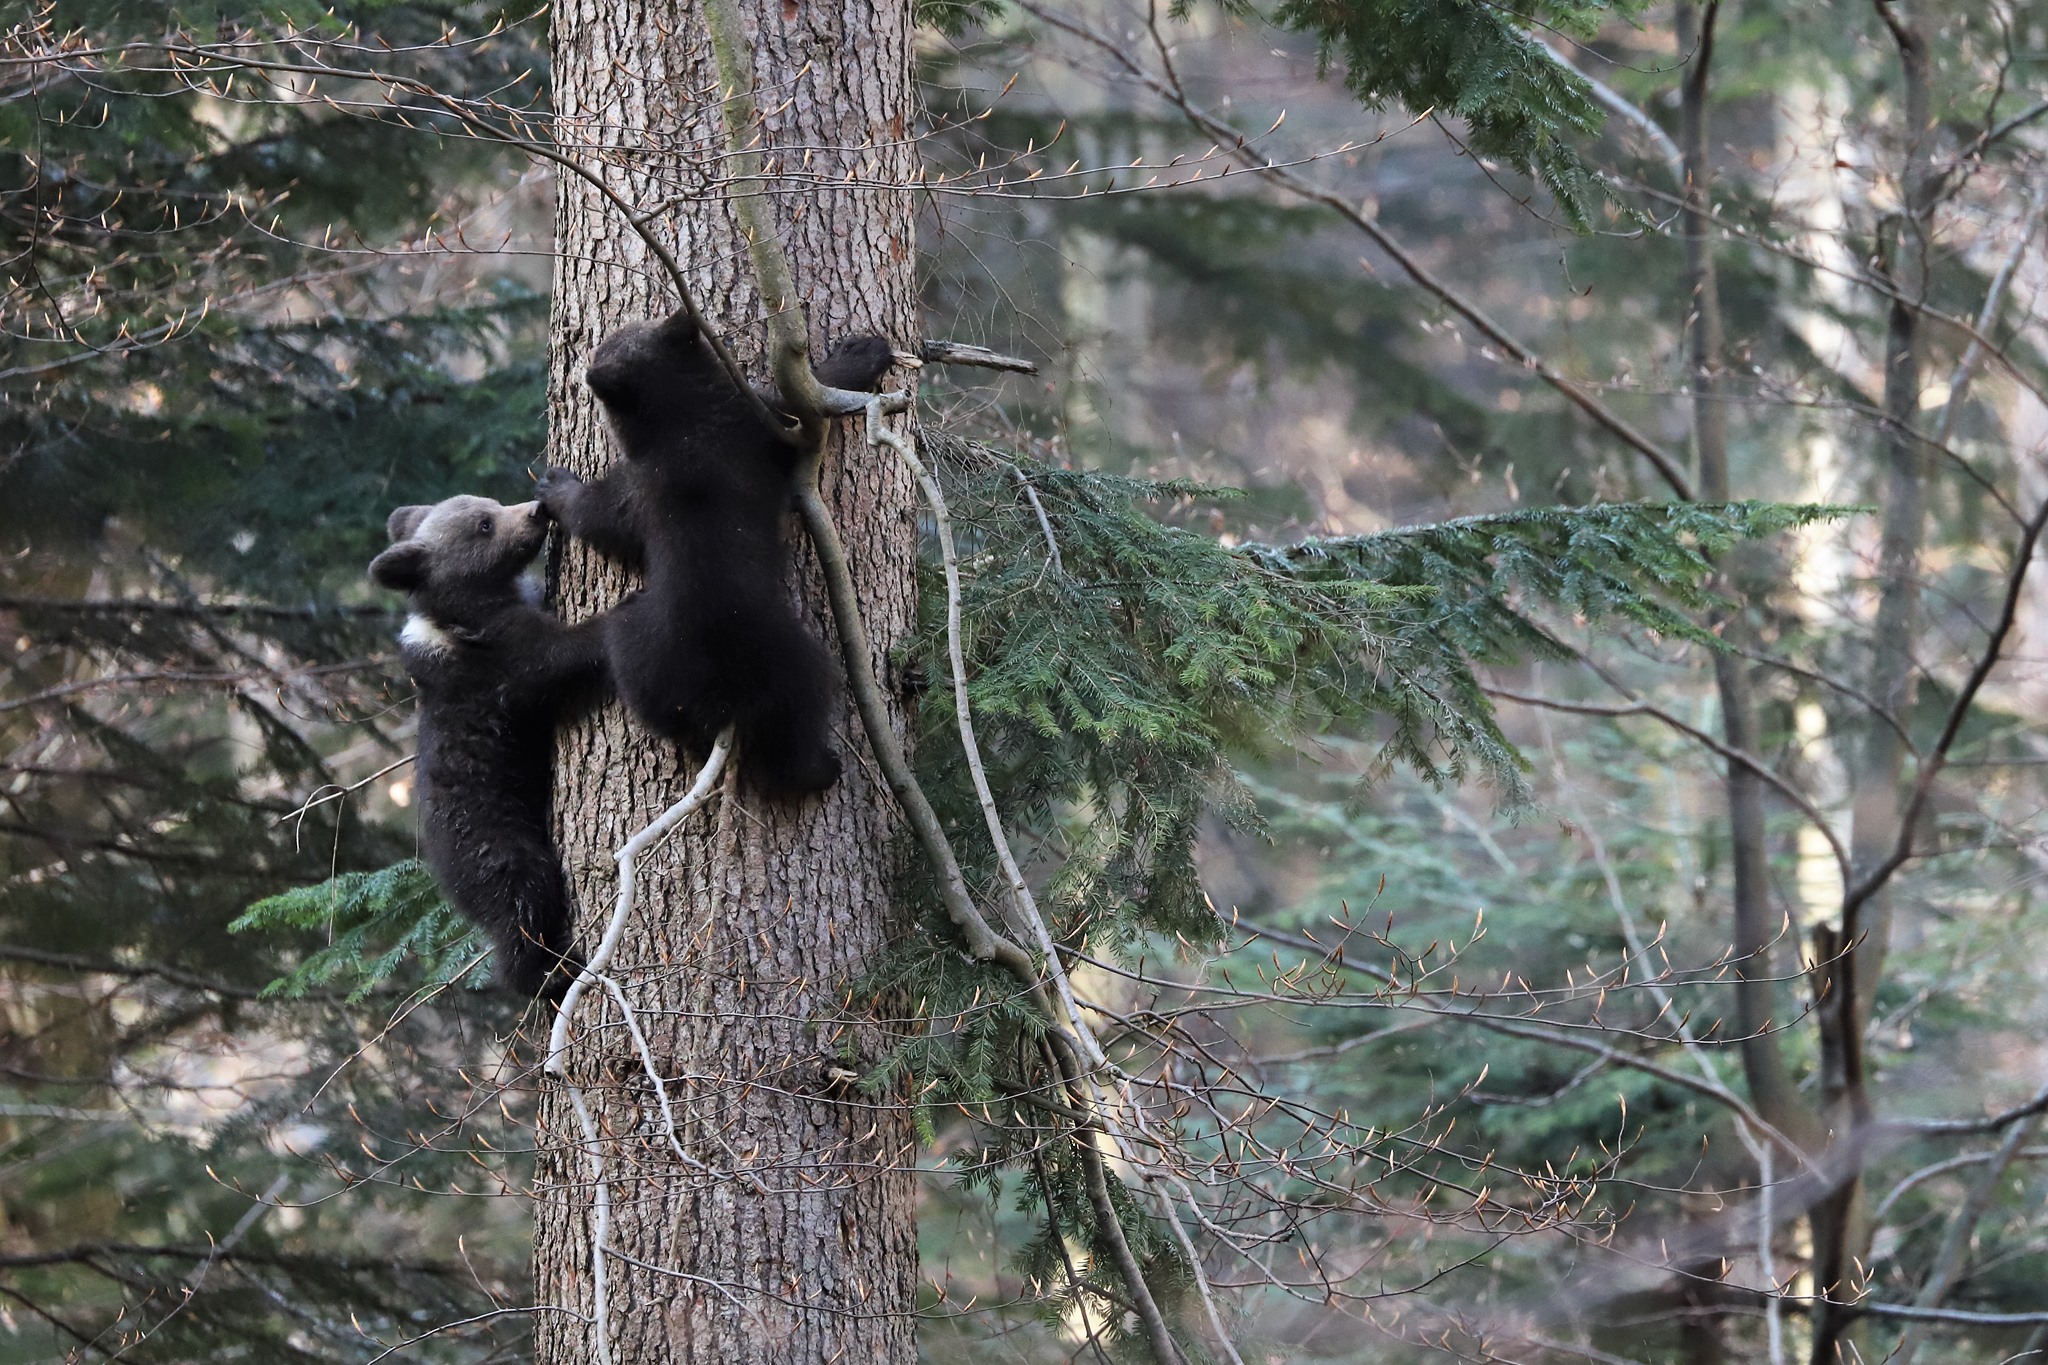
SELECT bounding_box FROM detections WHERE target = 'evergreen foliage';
[1266,0,1648,228]
[920,0,1637,226]
[2,4,547,1357]
[232,859,487,1000]
[855,433,1836,1323]
[15,0,2043,1352]
[917,0,1007,36]
[227,425,1835,1332]
[4,0,548,589]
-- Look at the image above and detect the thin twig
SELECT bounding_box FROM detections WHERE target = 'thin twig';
[1839,493,2048,921]
[70,35,776,428]
[1930,177,2048,450]
[1009,464,1065,582]
[1019,0,1697,500]
[1874,1146,2048,1224]
[1488,684,1851,879]
[869,402,1189,1363]
[1890,1078,2048,1365]
[276,756,414,828]
[1237,919,1807,1161]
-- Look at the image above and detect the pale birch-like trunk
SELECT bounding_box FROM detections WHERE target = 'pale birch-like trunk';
[532,0,921,1358]
[1809,9,1935,1359]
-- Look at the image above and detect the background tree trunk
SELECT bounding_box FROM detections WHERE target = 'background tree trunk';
[1810,8,1936,1358]
[534,0,921,1359]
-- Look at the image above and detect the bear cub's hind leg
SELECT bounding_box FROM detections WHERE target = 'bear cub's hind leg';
[487,850,586,1003]
[737,623,843,800]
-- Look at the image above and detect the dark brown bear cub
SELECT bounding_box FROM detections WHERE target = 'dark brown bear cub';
[369,495,606,1001]
[537,312,894,798]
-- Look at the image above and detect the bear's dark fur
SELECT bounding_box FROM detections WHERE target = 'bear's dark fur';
[537,313,894,799]
[369,494,607,1001]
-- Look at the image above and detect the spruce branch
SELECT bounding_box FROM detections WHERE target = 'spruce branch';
[875,401,1105,1067]
[39,30,783,433]
[883,406,1261,1363]
[1535,38,1682,184]
[863,411,1190,1360]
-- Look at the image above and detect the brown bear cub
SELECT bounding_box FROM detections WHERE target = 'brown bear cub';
[369,494,607,1001]
[537,313,894,799]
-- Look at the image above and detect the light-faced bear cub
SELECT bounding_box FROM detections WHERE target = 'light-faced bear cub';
[536,313,895,799]
[369,495,606,1001]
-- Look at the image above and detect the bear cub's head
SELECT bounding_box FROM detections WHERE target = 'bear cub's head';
[369,495,550,623]
[583,310,705,436]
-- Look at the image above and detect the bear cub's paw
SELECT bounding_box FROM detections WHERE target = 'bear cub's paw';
[535,466,583,512]
[813,335,898,394]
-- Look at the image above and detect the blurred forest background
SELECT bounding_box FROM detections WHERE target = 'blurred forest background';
[6,0,2048,1360]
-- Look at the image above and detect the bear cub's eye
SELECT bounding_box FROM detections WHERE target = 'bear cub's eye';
[475,514,494,536]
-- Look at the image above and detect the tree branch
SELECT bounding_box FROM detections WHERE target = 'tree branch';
[544,731,733,1365]
[1486,685,1849,879]
[1017,0,1697,501]
[1888,1078,2048,1365]
[1236,919,1807,1161]
[1838,491,2048,924]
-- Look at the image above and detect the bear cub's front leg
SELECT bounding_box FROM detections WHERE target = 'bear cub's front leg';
[536,467,645,570]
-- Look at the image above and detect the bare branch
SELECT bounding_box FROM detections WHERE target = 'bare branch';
[919,339,1040,374]
[1016,0,1698,500]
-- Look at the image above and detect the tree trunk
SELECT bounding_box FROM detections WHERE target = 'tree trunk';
[1676,1,1812,1150]
[533,0,921,1358]
[1811,7,1935,1359]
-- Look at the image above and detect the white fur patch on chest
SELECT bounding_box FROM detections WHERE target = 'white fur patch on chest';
[400,613,458,657]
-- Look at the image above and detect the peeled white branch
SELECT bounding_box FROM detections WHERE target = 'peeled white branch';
[867,401,1203,1365]
[544,730,735,1365]
[867,400,1104,1069]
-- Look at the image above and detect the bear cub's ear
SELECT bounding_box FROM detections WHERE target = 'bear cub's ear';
[369,542,430,592]
[655,308,699,346]
[386,505,433,543]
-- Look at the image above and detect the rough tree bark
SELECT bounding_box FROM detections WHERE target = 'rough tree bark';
[533,0,921,1358]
